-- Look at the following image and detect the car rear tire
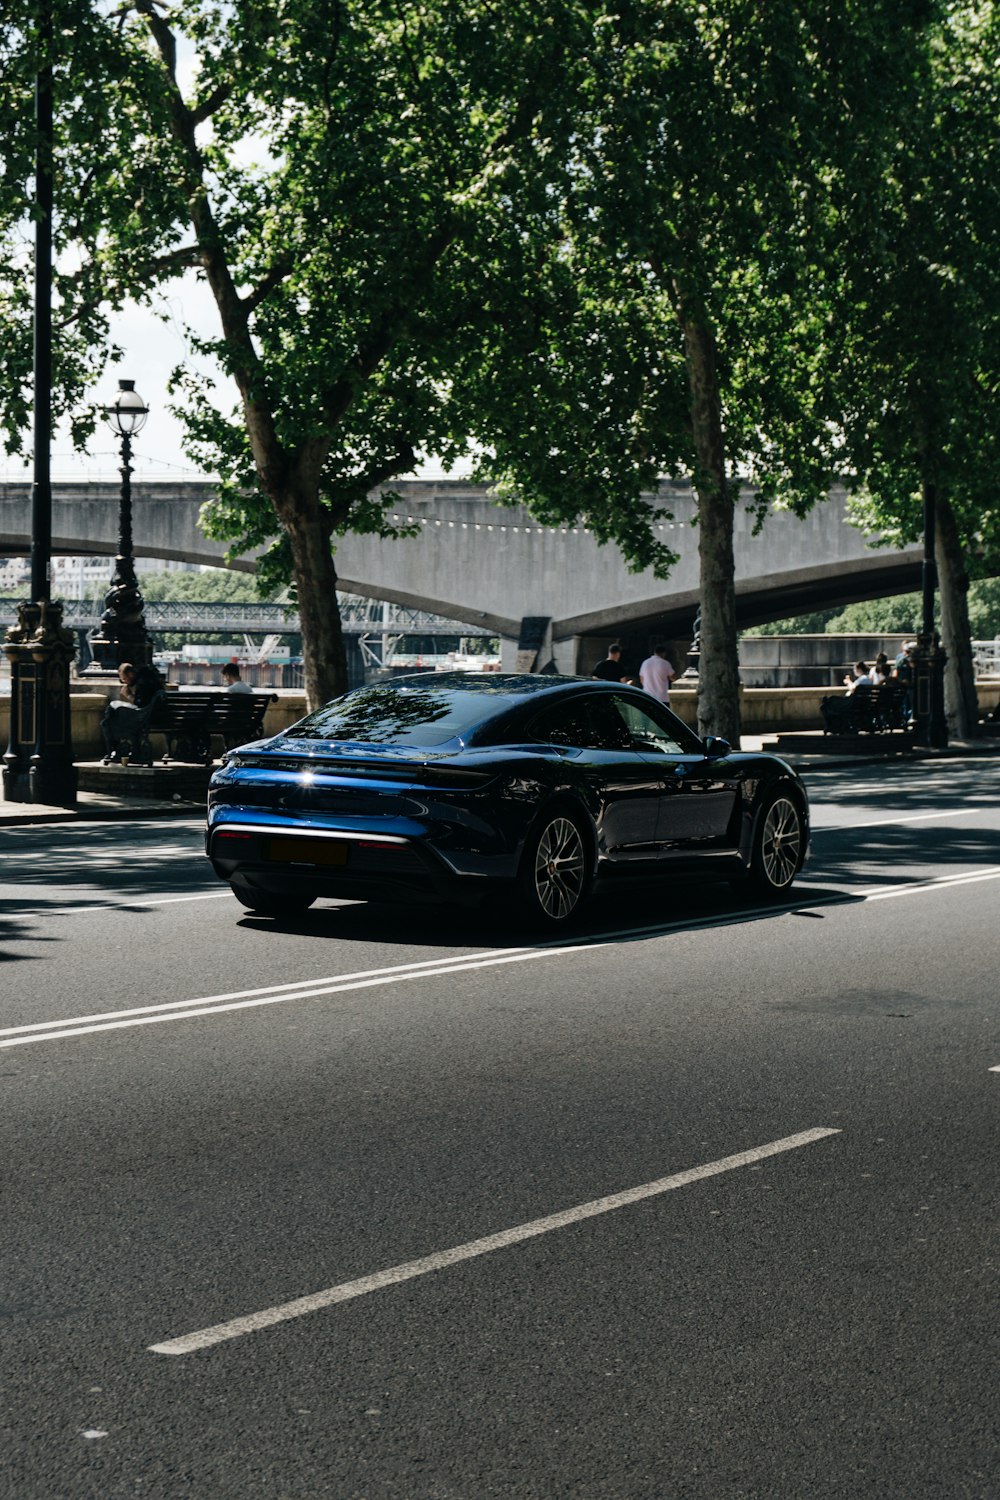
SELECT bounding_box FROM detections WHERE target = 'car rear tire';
[230,881,316,917]
[746,792,804,896]
[518,810,589,927]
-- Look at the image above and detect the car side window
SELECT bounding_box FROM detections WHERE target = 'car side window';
[612,696,690,755]
[528,696,631,751]
[528,698,598,749]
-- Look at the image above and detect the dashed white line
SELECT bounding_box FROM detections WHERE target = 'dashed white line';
[148,1126,841,1356]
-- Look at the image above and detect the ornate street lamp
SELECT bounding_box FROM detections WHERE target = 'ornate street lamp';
[87,379,154,672]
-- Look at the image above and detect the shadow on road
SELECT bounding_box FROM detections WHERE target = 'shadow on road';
[809,823,1000,887]
[0,822,211,956]
[236,876,865,952]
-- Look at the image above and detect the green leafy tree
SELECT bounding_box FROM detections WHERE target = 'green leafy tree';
[136,568,266,605]
[0,5,126,452]
[450,0,935,742]
[840,2,1000,737]
[0,0,593,707]
[823,597,924,636]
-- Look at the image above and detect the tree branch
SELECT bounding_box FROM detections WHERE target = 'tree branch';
[191,83,232,127]
[145,243,203,276]
[135,0,289,497]
[359,441,417,493]
[242,259,294,315]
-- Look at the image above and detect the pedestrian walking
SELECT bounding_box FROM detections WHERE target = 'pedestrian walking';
[592,643,629,682]
[638,642,676,705]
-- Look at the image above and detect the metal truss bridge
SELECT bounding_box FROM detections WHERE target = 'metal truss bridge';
[0,595,496,639]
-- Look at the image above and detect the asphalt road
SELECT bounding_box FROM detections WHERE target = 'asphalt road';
[1,758,998,1499]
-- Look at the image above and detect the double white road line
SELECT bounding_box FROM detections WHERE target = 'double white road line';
[5,866,1000,1051]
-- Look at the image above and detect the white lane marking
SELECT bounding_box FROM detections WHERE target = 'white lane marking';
[0,944,598,1049]
[989,1066,1000,1073]
[0,902,813,1041]
[811,808,990,834]
[859,867,1000,901]
[148,1126,841,1356]
[5,868,1000,1050]
[0,945,549,1037]
[2,891,229,918]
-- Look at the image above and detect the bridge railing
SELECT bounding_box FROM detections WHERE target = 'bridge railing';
[0,594,496,638]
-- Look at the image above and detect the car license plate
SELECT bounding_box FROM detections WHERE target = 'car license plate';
[267,837,348,866]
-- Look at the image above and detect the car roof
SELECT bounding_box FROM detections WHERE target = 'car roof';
[385,672,610,700]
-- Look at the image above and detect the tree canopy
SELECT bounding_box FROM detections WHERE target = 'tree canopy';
[2,0,997,735]
[447,0,941,739]
[836,2,1000,734]
[1,0,599,705]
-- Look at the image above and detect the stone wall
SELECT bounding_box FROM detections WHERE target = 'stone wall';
[0,689,309,761]
[2,681,997,759]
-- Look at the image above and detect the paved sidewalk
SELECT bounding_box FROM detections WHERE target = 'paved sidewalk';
[753,728,1000,769]
[0,789,204,827]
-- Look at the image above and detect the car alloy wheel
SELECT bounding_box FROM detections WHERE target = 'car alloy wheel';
[527,814,587,923]
[754,794,802,892]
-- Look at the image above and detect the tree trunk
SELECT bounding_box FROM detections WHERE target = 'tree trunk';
[681,315,741,746]
[285,510,347,710]
[935,491,979,739]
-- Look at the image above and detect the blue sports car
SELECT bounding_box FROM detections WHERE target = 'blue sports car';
[206,673,809,925]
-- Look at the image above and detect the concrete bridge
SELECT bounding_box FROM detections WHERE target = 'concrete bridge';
[0,478,922,670]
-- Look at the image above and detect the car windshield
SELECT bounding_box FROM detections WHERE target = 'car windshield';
[286,682,511,747]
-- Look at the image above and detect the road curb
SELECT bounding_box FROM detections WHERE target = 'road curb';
[0,801,204,827]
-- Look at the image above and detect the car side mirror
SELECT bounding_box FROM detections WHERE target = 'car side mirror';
[703,736,732,759]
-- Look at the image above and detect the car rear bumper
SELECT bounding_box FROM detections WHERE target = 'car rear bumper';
[207,820,495,907]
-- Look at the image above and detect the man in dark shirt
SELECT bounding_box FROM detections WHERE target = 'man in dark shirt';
[592,643,627,682]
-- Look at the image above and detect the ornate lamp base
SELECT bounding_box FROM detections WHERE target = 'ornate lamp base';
[85,559,154,673]
[2,600,78,807]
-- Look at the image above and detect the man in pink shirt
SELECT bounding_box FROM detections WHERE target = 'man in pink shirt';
[638,642,676,704]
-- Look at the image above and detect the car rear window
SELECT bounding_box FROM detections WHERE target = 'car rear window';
[286,683,511,747]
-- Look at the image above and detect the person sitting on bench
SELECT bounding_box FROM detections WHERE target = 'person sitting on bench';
[100,661,165,763]
[843,661,872,695]
[221,662,253,694]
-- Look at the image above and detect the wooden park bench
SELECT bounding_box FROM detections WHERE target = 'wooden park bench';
[820,681,909,736]
[151,689,278,763]
[105,689,277,765]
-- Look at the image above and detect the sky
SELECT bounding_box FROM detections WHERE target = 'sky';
[0,271,223,486]
[0,279,455,487]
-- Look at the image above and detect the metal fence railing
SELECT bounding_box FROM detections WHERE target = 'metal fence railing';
[972,641,1000,679]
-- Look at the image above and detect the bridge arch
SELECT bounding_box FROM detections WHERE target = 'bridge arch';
[0,477,924,666]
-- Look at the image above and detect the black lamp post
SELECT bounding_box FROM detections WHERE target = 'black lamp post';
[2,3,77,807]
[87,380,154,672]
[911,478,948,749]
